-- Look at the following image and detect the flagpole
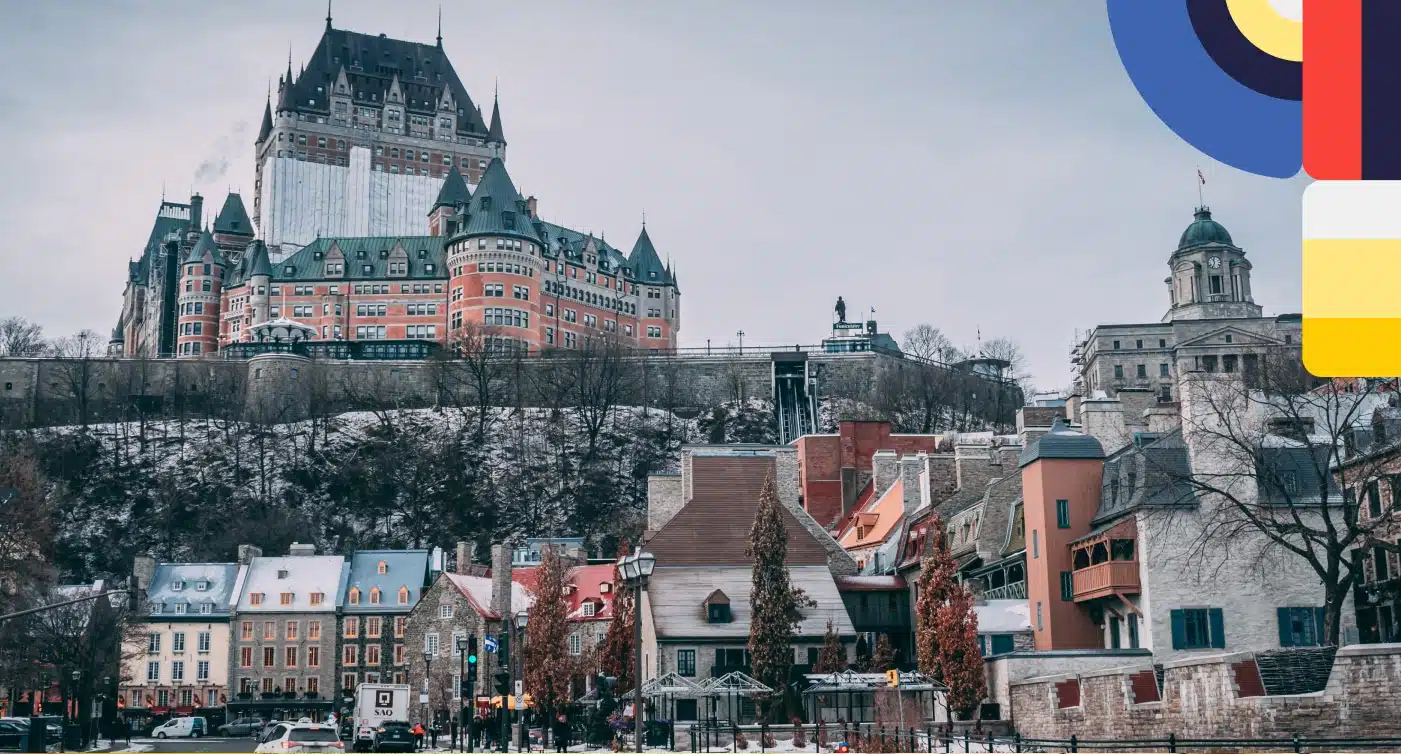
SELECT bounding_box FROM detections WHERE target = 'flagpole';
[1197,167,1204,207]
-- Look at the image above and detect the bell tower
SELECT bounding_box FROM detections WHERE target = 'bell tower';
[1163,207,1262,323]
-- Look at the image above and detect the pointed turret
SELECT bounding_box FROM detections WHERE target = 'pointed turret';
[257,95,274,144]
[325,0,333,31]
[185,230,225,266]
[433,166,472,211]
[628,225,669,284]
[437,5,443,48]
[277,56,296,113]
[488,92,506,145]
[458,158,538,241]
[247,241,273,279]
[214,194,254,237]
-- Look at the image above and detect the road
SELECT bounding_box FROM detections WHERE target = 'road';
[116,736,257,753]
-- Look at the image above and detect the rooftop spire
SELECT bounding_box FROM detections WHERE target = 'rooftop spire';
[488,87,506,145]
[326,0,333,31]
[436,5,443,47]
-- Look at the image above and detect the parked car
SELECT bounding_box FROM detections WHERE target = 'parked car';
[151,716,207,739]
[0,720,26,751]
[0,719,62,748]
[371,721,415,753]
[256,721,345,754]
[218,717,268,737]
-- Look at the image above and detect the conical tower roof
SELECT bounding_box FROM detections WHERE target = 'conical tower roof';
[433,165,472,211]
[184,230,225,265]
[257,96,274,143]
[488,93,506,145]
[455,158,539,241]
[628,225,670,284]
[214,194,254,236]
[247,241,273,278]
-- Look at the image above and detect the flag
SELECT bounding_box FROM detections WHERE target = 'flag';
[1198,169,1206,185]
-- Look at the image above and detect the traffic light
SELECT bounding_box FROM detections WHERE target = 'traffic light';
[467,635,479,684]
[497,631,509,667]
[493,671,511,696]
[886,669,900,687]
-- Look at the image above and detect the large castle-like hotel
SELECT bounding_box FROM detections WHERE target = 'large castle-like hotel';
[116,12,680,359]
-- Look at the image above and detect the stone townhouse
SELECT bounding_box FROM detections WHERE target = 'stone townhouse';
[227,544,348,721]
[1334,403,1401,644]
[337,549,433,697]
[405,545,532,727]
[643,450,857,723]
[121,558,240,719]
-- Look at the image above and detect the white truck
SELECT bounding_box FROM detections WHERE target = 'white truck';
[352,683,410,751]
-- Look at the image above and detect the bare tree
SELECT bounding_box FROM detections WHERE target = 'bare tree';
[0,441,56,614]
[0,316,47,357]
[901,324,961,364]
[432,324,515,441]
[1157,354,1396,645]
[978,336,1034,397]
[48,329,105,426]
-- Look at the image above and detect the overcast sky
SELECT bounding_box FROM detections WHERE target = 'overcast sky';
[0,0,1307,390]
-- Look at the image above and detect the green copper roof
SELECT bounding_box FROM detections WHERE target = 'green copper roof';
[1177,207,1234,250]
[1019,417,1106,467]
[488,95,505,145]
[214,194,254,237]
[433,166,472,211]
[257,97,273,143]
[273,236,448,283]
[452,158,540,243]
[247,241,273,278]
[184,230,225,266]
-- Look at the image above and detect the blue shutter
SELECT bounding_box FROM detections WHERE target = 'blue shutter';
[1208,608,1226,649]
[1277,607,1294,647]
[1313,607,1327,645]
[1170,609,1186,649]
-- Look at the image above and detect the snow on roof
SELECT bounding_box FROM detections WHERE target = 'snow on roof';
[975,599,1032,634]
[237,555,348,612]
[147,563,239,616]
[445,573,533,619]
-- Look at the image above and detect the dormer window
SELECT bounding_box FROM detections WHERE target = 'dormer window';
[284,265,295,275]
[397,586,409,605]
[171,581,185,592]
[357,250,367,259]
[152,603,165,615]
[582,602,596,618]
[200,602,213,614]
[377,561,388,574]
[349,587,360,605]
[314,251,323,260]
[196,581,209,592]
[599,583,611,593]
[707,603,732,623]
[379,249,389,259]
[369,588,381,605]
[277,570,289,579]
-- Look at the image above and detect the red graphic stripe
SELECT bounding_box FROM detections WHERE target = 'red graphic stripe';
[1303,0,1363,179]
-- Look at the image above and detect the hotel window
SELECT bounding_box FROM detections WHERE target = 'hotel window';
[425,633,440,656]
[285,647,298,668]
[308,646,321,668]
[280,592,293,606]
[368,617,382,638]
[261,678,274,694]
[310,592,324,606]
[370,588,381,605]
[198,632,211,652]
[264,621,276,640]
[172,661,185,682]
[286,621,298,640]
[197,661,210,681]
[343,644,359,666]
[343,673,357,691]
[366,645,382,666]
[309,621,321,640]
[148,634,161,653]
[395,616,407,636]
[395,644,406,665]
[349,588,360,605]
[263,647,276,667]
[147,661,160,682]
[344,617,359,638]
[241,621,253,640]
[172,633,185,652]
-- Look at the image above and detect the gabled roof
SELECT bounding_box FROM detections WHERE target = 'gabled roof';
[837,479,904,550]
[443,572,532,620]
[645,455,832,567]
[263,236,446,283]
[1173,325,1282,350]
[214,194,254,237]
[282,26,490,137]
[145,563,240,618]
[236,555,348,612]
[343,549,431,614]
[433,166,472,211]
[703,589,730,605]
[535,220,629,274]
[649,566,854,640]
[510,563,616,622]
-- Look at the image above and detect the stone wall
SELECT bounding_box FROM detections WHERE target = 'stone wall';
[646,474,684,534]
[0,347,1022,431]
[984,649,1154,719]
[1008,643,1401,740]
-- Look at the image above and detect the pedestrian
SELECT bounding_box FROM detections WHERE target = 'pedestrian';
[552,713,568,753]
[413,721,426,750]
[124,717,132,745]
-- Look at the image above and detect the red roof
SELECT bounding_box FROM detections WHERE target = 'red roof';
[511,563,617,622]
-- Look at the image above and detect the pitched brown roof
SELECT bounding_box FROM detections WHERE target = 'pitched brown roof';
[646,455,830,567]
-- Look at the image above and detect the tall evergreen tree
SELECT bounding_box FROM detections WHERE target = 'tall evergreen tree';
[914,515,957,681]
[747,474,812,719]
[599,539,635,693]
[813,619,846,674]
[524,543,573,740]
[869,634,896,672]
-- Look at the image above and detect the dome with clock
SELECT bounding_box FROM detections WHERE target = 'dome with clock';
[1164,205,1261,322]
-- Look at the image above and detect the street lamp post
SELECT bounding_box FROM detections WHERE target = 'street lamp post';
[457,637,468,753]
[424,651,434,736]
[617,550,656,754]
[513,612,527,753]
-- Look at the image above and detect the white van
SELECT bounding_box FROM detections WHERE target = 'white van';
[152,716,208,738]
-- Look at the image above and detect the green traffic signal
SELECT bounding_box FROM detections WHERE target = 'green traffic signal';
[468,653,478,664]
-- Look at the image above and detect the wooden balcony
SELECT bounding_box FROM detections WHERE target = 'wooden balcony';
[1072,561,1140,602]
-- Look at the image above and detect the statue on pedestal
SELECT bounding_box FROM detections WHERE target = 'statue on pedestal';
[835,296,847,324]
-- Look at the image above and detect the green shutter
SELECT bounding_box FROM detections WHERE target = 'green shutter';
[1060,571,1073,601]
[1208,608,1226,649]
[1313,607,1327,645]
[1170,609,1186,650]
[1277,607,1294,647]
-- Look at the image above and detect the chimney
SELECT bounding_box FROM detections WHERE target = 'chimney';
[490,544,513,620]
[564,544,587,566]
[288,542,316,557]
[526,196,538,219]
[1117,388,1155,433]
[133,555,158,592]
[871,450,899,497]
[954,441,994,493]
[1268,416,1315,444]
[237,544,263,565]
[921,454,957,508]
[456,542,475,575]
[189,193,204,232]
[1144,406,1180,435]
[1078,395,1130,456]
[1017,406,1061,447]
[898,456,922,516]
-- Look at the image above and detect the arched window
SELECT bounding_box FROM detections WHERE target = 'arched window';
[348,587,360,605]
[369,588,381,605]
[397,586,409,605]
[377,561,388,575]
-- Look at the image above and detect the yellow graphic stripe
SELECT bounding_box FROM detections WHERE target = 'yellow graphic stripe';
[1303,318,1401,377]
[1303,239,1401,318]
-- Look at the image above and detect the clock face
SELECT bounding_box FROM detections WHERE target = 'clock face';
[1208,256,1221,269]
